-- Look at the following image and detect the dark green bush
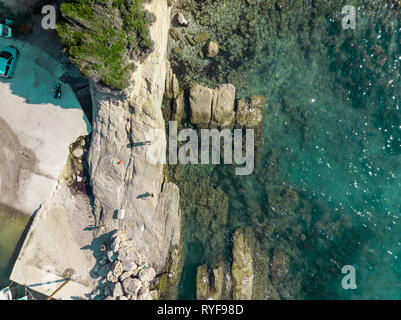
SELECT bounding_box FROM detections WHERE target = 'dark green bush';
[57,0,154,89]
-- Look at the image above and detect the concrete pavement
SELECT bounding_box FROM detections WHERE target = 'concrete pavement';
[0,35,91,214]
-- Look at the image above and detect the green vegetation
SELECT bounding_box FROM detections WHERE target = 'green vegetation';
[56,0,154,89]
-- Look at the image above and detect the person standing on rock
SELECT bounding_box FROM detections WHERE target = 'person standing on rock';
[127,140,153,148]
[137,192,155,199]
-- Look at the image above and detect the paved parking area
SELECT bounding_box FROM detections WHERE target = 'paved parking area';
[0,32,91,215]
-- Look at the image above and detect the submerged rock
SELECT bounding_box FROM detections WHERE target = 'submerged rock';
[231,228,254,300]
[249,95,267,109]
[236,96,265,128]
[195,263,225,300]
[196,265,209,300]
[267,187,300,216]
[193,32,210,43]
[270,249,290,286]
[206,41,219,58]
[169,27,181,41]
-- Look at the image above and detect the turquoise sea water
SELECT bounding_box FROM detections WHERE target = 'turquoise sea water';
[177,3,401,299]
[0,205,29,288]
[252,6,401,299]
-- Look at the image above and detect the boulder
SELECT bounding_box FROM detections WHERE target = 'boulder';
[120,270,133,282]
[107,250,117,263]
[110,282,123,298]
[235,96,264,128]
[72,145,84,158]
[106,270,118,283]
[206,41,219,58]
[118,245,142,266]
[212,84,236,128]
[112,260,123,278]
[113,229,128,242]
[103,283,112,297]
[195,264,225,300]
[189,84,236,128]
[137,287,153,300]
[111,236,120,253]
[138,267,157,286]
[121,260,138,274]
[150,289,159,300]
[176,13,188,26]
[231,228,254,300]
[122,277,142,297]
[189,85,213,126]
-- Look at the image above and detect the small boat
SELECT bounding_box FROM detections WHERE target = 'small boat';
[0,287,12,300]
[0,284,30,300]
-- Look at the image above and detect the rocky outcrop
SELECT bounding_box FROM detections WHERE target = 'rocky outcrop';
[189,84,236,128]
[231,228,254,300]
[212,84,236,128]
[188,84,266,129]
[88,0,180,281]
[189,85,214,126]
[210,265,224,300]
[165,60,180,101]
[196,264,225,300]
[196,265,209,300]
[165,60,185,127]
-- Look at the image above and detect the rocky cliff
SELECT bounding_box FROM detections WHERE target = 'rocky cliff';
[88,0,180,274]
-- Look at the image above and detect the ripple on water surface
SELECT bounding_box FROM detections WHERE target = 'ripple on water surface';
[175,2,401,299]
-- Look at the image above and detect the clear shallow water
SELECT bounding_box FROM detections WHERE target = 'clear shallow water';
[247,7,401,299]
[176,2,401,299]
[0,205,30,288]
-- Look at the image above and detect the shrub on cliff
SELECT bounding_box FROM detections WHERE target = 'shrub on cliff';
[56,0,154,89]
